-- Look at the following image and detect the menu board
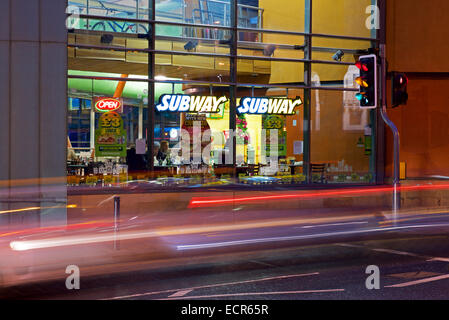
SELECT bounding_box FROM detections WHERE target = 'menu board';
[263,114,287,157]
[95,112,127,157]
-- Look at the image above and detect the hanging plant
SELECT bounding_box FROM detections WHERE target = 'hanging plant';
[236,114,250,144]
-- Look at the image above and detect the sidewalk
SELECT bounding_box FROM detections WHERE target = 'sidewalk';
[398,179,449,208]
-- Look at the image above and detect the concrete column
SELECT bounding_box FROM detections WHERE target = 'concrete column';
[0,0,10,226]
[0,0,68,227]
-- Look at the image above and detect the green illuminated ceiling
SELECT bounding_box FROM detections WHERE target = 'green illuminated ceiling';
[68,70,183,101]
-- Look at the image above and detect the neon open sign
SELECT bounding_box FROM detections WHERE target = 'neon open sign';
[95,98,122,112]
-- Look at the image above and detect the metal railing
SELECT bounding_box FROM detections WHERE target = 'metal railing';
[68,0,264,41]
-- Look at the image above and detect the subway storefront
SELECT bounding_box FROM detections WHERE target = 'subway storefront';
[67,0,378,187]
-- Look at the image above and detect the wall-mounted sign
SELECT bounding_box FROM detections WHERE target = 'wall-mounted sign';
[95,112,127,157]
[95,97,123,113]
[237,97,302,115]
[263,115,287,156]
[156,94,228,113]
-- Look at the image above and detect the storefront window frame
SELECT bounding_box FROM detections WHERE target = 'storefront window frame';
[67,0,381,186]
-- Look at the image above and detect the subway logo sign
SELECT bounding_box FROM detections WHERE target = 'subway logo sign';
[156,94,228,113]
[237,97,303,115]
[155,95,303,115]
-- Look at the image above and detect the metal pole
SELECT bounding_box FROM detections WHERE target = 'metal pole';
[147,0,156,177]
[379,44,401,216]
[303,0,312,183]
[114,196,120,250]
[230,0,238,178]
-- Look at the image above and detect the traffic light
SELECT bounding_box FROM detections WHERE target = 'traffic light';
[354,54,377,109]
[391,72,408,108]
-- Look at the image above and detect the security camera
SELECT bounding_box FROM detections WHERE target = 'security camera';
[263,44,276,57]
[219,36,232,45]
[101,34,114,44]
[184,40,198,51]
[332,50,345,62]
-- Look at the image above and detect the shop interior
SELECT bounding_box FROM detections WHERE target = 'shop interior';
[67,0,376,186]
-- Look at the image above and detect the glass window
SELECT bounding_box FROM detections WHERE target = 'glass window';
[67,0,379,186]
[310,88,375,184]
[69,0,150,34]
[152,82,231,180]
[67,74,149,183]
[256,0,304,32]
[312,0,377,39]
[68,97,92,149]
[234,86,305,184]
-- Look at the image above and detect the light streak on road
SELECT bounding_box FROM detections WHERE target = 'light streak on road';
[386,274,449,288]
[189,184,449,208]
[0,204,77,215]
[176,223,449,251]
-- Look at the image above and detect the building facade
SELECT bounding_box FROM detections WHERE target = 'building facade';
[1,0,394,226]
[384,0,449,179]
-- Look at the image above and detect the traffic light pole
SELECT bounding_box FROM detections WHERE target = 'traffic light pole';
[379,44,401,215]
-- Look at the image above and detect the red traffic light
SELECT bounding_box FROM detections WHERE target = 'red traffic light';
[355,61,369,72]
[392,72,408,108]
[394,73,408,86]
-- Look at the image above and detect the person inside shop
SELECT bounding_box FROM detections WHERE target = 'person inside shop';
[156,140,170,165]
[127,144,147,173]
[67,136,77,162]
[67,147,77,162]
[153,141,160,165]
[153,141,160,159]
